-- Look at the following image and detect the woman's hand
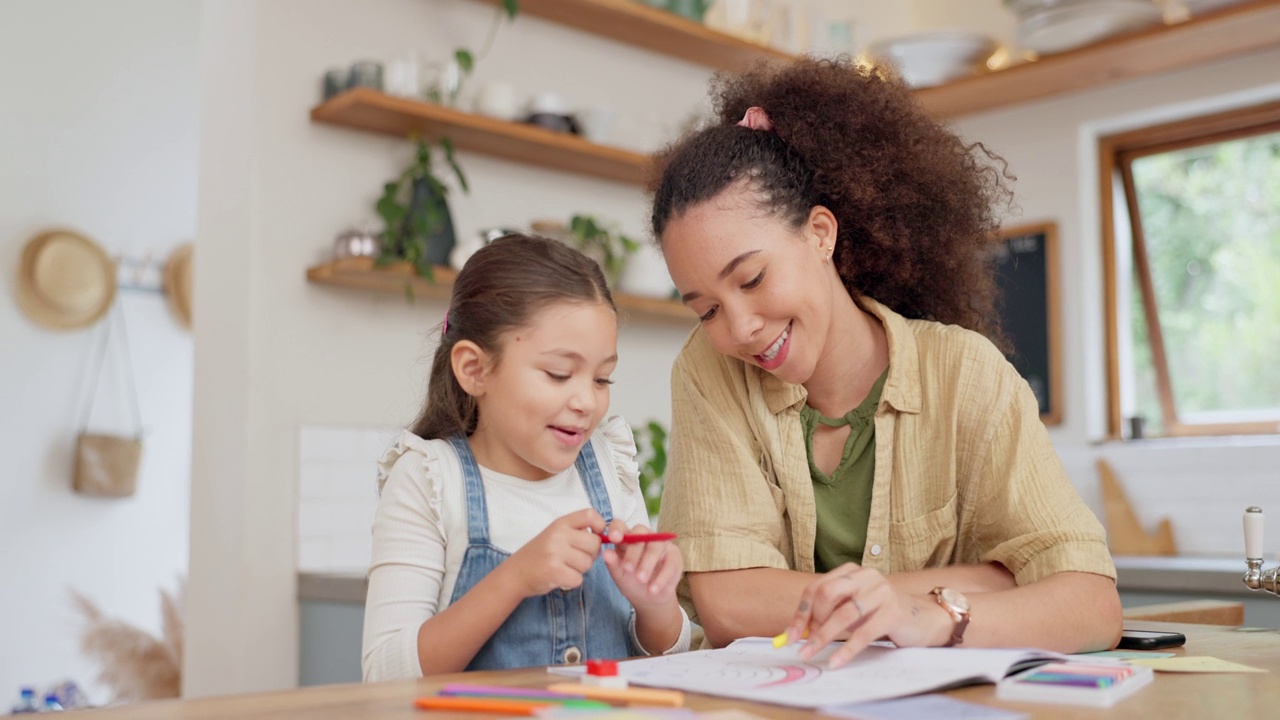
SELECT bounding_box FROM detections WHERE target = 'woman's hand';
[601,520,683,609]
[503,508,605,597]
[784,563,951,669]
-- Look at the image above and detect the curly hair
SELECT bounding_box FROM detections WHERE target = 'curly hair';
[651,56,1014,349]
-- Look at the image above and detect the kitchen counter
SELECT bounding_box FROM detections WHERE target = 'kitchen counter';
[299,555,1262,604]
[299,571,367,604]
[1114,555,1256,596]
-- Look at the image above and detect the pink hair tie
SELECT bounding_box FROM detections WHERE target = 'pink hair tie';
[442,310,449,335]
[737,106,773,131]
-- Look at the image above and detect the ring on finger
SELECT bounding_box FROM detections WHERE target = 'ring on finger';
[853,598,865,617]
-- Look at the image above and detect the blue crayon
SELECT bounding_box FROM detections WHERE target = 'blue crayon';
[1017,672,1114,688]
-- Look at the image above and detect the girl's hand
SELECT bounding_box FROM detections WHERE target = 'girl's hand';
[784,563,951,669]
[504,508,605,598]
[601,521,683,609]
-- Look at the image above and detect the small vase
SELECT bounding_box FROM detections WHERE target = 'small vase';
[406,177,457,268]
[619,242,676,298]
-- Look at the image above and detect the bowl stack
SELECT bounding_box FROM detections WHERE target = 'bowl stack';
[1007,0,1165,55]
[867,31,999,89]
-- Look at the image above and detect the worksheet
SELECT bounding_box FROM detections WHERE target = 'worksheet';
[554,638,1070,708]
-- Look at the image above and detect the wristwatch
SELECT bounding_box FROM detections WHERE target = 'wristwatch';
[930,587,971,647]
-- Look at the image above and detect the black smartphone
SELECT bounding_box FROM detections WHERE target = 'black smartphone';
[1116,628,1187,650]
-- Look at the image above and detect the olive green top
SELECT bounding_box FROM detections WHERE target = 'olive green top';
[801,368,888,573]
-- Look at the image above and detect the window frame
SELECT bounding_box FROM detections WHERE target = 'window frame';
[1099,99,1280,440]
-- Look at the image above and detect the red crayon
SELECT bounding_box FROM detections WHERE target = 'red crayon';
[597,532,677,544]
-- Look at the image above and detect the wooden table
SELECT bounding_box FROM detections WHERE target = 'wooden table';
[78,622,1280,718]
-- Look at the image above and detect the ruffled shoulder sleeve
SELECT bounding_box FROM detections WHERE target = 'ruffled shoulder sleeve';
[374,431,454,548]
[376,430,442,494]
[599,415,641,495]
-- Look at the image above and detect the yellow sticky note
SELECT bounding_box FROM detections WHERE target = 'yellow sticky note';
[1127,656,1267,673]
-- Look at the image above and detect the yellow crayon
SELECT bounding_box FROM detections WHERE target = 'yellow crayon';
[772,628,809,648]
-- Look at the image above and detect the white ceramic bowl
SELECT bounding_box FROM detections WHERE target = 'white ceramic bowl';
[1017,0,1163,55]
[868,31,999,88]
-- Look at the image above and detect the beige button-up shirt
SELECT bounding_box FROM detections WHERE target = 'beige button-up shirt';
[658,298,1115,622]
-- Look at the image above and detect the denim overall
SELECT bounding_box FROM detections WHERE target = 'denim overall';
[446,436,636,670]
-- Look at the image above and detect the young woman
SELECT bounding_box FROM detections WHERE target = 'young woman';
[652,57,1120,668]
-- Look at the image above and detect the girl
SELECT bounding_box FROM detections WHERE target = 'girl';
[652,57,1121,667]
[362,234,690,681]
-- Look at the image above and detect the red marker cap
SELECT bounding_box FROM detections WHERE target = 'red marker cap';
[585,659,618,677]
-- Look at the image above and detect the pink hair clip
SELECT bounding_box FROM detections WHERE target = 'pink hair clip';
[737,106,773,132]
[442,310,449,335]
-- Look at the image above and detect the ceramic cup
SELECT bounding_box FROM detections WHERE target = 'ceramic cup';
[475,82,519,120]
[576,106,618,144]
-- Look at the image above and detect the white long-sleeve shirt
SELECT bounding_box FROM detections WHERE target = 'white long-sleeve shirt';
[361,415,691,682]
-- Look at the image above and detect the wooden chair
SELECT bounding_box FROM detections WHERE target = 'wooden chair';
[1122,599,1244,626]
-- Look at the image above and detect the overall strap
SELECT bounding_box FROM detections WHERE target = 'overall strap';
[574,439,614,525]
[447,435,491,545]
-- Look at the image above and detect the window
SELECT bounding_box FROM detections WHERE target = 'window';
[1100,101,1280,439]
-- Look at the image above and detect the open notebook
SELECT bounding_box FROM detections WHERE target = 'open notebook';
[552,637,1088,708]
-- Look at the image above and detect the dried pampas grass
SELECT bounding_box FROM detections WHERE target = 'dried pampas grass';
[70,579,184,702]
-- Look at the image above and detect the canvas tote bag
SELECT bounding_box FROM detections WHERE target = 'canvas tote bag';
[73,303,143,497]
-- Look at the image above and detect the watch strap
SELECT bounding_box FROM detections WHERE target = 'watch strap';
[931,587,970,647]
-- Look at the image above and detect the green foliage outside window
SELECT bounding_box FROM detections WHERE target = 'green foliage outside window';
[1128,131,1280,432]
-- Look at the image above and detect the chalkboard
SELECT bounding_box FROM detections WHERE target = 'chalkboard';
[991,222,1061,425]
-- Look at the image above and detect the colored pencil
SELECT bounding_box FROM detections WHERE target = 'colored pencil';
[413,696,552,714]
[545,682,684,707]
[438,684,586,699]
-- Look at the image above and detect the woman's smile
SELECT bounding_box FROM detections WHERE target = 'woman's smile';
[753,321,792,370]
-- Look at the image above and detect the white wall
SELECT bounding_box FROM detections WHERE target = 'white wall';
[947,48,1280,555]
[187,0,1280,697]
[0,0,199,703]
[187,0,707,696]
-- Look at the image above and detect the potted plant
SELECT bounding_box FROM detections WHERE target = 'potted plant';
[375,138,468,281]
[634,420,668,519]
[568,214,640,287]
[427,0,520,105]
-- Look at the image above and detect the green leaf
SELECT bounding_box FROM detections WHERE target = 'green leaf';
[503,0,519,19]
[455,49,474,74]
[441,136,470,193]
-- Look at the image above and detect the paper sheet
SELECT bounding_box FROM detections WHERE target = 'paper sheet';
[555,638,1070,708]
[1126,656,1267,673]
[821,695,1028,720]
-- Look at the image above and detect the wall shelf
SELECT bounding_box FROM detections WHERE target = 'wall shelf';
[917,0,1280,119]
[310,88,650,185]
[478,0,793,72]
[307,257,694,324]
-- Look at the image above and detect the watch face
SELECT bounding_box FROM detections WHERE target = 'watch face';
[941,587,970,613]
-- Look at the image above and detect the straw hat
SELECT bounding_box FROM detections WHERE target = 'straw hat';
[163,243,193,330]
[16,229,117,330]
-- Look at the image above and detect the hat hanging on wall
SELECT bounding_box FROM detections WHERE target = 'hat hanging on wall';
[162,243,193,331]
[16,229,117,330]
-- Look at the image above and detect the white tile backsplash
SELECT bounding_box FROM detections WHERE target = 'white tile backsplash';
[298,424,397,572]
[297,425,1280,570]
[1059,438,1280,557]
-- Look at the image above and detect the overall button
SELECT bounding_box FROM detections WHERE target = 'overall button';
[563,646,582,664]
[869,544,882,557]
